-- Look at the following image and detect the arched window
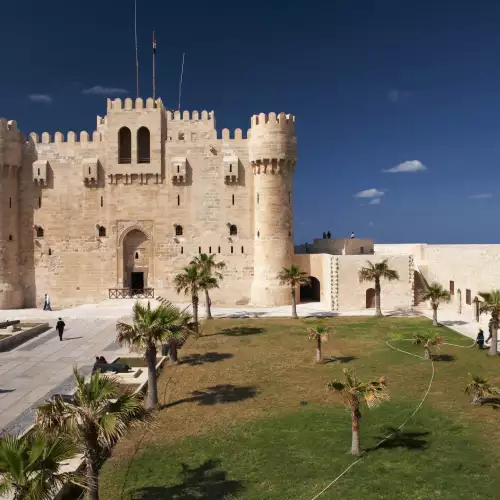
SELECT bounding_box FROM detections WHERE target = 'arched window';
[8,235,12,241]
[98,226,106,237]
[137,127,150,163]
[230,224,237,236]
[175,225,183,236]
[36,227,44,238]
[135,252,139,259]
[118,127,131,164]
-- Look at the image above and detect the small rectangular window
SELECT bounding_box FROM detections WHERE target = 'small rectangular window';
[9,198,11,208]
[218,246,221,253]
[229,164,232,173]
[199,246,201,254]
[181,247,183,254]
[466,289,471,305]
[177,195,180,206]
[209,246,212,253]
[241,246,244,254]
[38,197,41,208]
[100,196,103,207]
[232,194,235,205]
[450,281,455,296]
[231,246,233,254]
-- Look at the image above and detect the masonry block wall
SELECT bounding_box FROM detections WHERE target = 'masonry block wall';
[0,99,297,308]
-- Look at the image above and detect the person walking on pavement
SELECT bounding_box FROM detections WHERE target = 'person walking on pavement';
[43,294,52,311]
[476,328,485,350]
[56,318,65,341]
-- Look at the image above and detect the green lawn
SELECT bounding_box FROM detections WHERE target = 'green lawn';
[99,316,500,499]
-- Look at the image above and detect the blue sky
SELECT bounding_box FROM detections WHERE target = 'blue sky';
[2,0,500,244]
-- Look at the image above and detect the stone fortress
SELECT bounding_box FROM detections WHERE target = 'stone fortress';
[1,96,500,319]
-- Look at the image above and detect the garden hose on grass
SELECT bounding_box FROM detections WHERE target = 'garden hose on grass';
[308,336,474,500]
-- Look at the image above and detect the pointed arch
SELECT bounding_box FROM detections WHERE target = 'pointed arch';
[118,127,131,164]
[137,127,150,163]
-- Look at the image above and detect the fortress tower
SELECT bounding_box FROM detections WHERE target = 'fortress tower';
[249,112,297,306]
[0,119,24,308]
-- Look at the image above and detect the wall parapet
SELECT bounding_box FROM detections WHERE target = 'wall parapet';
[29,131,102,144]
[165,109,215,122]
[106,97,163,111]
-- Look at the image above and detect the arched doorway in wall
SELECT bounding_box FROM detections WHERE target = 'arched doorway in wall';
[366,288,376,309]
[123,229,151,292]
[300,277,321,303]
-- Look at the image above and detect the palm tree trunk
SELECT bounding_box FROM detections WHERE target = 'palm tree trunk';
[168,340,179,365]
[375,278,382,317]
[489,318,498,356]
[192,294,199,332]
[350,408,361,456]
[432,305,438,326]
[205,288,212,319]
[86,457,99,500]
[145,345,158,409]
[291,287,298,318]
[424,346,431,360]
[316,337,322,363]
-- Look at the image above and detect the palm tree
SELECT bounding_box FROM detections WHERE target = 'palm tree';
[174,264,204,330]
[35,368,147,500]
[0,431,84,500]
[277,264,310,318]
[116,300,194,408]
[465,373,500,405]
[478,291,500,356]
[328,368,389,456]
[191,253,226,320]
[358,260,400,316]
[421,282,451,326]
[307,326,330,363]
[413,332,443,360]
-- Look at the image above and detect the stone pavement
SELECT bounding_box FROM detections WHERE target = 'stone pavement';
[0,317,129,435]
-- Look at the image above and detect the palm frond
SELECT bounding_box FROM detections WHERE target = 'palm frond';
[358,259,400,283]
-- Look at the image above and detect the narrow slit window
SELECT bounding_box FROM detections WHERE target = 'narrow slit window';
[232,194,235,205]
[231,246,234,254]
[257,193,259,204]
[218,246,221,253]
[229,164,232,173]
[209,246,212,253]
[181,246,183,254]
[199,246,201,254]
[48,248,52,256]
[8,235,12,241]
[88,167,91,175]
[135,252,139,259]
[38,168,40,175]
[257,231,260,237]
[177,195,180,206]
[9,198,11,208]
[38,197,41,208]
[241,246,244,253]
[100,196,103,207]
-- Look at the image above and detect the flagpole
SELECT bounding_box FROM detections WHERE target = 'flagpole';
[152,30,156,100]
[178,52,185,111]
[134,0,139,98]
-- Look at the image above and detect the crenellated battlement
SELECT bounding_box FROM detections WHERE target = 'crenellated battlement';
[250,112,295,134]
[165,109,215,122]
[29,131,102,144]
[219,128,246,141]
[0,118,24,167]
[106,97,163,111]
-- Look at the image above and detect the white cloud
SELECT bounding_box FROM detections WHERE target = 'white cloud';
[82,86,128,95]
[28,94,52,103]
[387,89,411,103]
[468,194,492,199]
[369,198,381,205]
[355,188,385,199]
[383,160,427,173]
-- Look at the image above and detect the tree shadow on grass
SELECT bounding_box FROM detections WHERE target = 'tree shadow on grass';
[432,354,455,362]
[367,427,429,452]
[440,320,468,327]
[205,327,264,337]
[180,352,234,366]
[131,459,244,499]
[323,356,357,364]
[161,384,258,410]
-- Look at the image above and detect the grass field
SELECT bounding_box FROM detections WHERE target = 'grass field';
[99,316,500,499]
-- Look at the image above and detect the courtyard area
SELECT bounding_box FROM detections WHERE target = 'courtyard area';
[98,315,500,499]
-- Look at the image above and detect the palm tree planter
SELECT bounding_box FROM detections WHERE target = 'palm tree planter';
[308,326,330,363]
[174,264,204,331]
[328,369,389,456]
[0,432,84,500]
[358,260,399,316]
[191,253,226,320]
[465,373,500,405]
[478,291,500,356]
[35,368,148,500]
[421,282,451,326]
[277,265,310,318]
[117,300,194,408]
[413,332,443,360]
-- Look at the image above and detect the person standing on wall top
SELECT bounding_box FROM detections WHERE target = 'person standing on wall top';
[327,231,331,239]
[322,232,326,239]
[56,318,65,341]
[350,232,355,239]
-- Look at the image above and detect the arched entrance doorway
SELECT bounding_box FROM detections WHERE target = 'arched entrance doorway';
[300,277,321,303]
[366,288,376,309]
[123,229,151,292]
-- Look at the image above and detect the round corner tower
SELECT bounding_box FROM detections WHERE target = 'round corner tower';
[249,112,297,306]
[0,118,24,309]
